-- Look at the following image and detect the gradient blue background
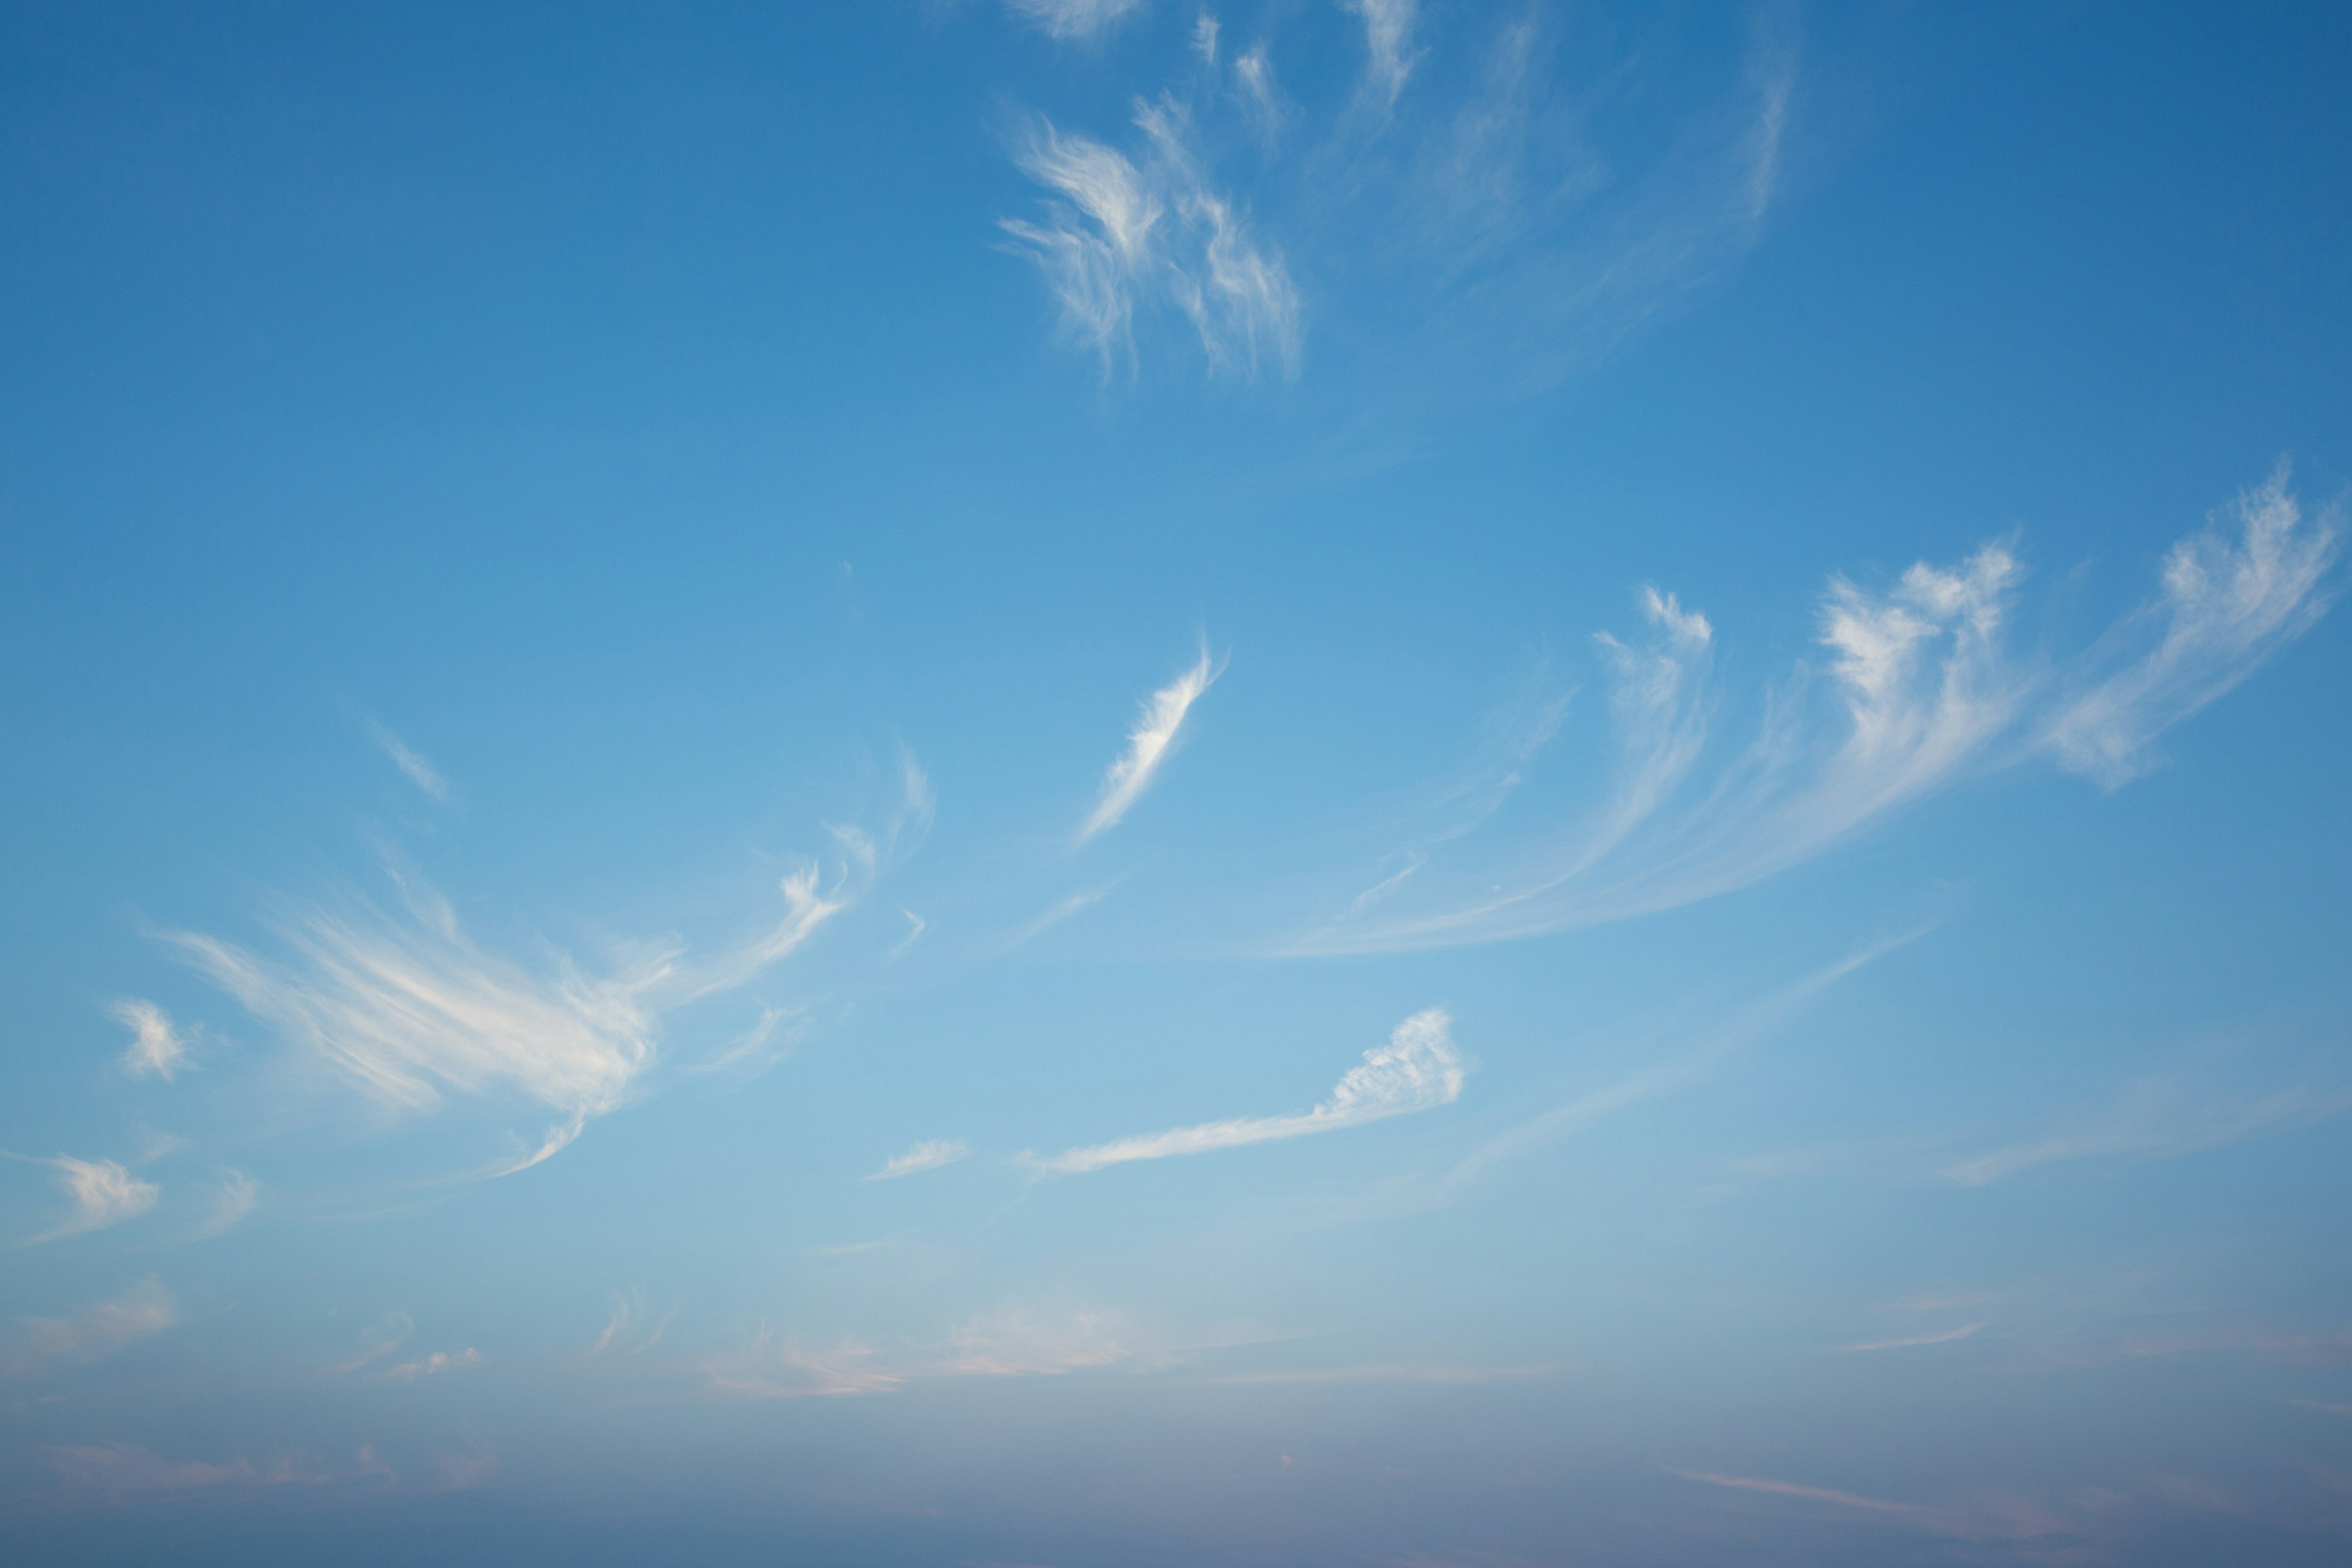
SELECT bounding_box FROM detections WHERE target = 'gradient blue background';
[4,2,2349,1563]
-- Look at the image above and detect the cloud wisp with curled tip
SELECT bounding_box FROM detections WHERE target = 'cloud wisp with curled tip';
[1942,1079,2352,1187]
[2,1279,175,1378]
[368,721,448,803]
[9,1153,160,1244]
[1294,466,2339,955]
[589,1287,676,1356]
[1001,111,1299,379]
[1079,649,1221,842]
[1340,0,1422,113]
[191,1168,258,1241]
[1027,1008,1463,1176]
[870,1139,970,1181]
[107,998,190,1080]
[2046,461,2342,786]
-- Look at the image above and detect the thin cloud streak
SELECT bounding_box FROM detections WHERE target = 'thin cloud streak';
[1839,1322,1984,1353]
[107,998,190,1080]
[1295,467,2336,955]
[368,722,448,802]
[1079,649,1221,842]
[1943,1080,2351,1186]
[1028,1008,1463,1175]
[9,1153,160,1243]
[870,1139,970,1180]
[2,1280,175,1377]
[191,1168,258,1240]
[1340,0,1422,112]
[1003,0,1141,41]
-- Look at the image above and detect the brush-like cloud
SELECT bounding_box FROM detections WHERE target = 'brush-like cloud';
[2,1279,175,1377]
[1298,467,2336,955]
[383,1347,483,1381]
[368,721,448,802]
[42,1442,398,1495]
[688,1005,804,1079]
[107,998,190,1080]
[707,1305,1142,1400]
[1943,1080,2350,1187]
[1340,0,1421,111]
[1079,650,1221,842]
[333,1311,413,1374]
[191,1167,258,1240]
[1028,1008,1462,1175]
[1004,0,1141,40]
[1002,112,1298,377]
[870,1139,970,1180]
[10,1154,160,1243]
[2046,461,2342,786]
[589,1286,676,1355]
[1838,1322,1983,1353]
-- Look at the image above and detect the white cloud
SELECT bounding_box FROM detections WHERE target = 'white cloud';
[368,721,449,803]
[1079,649,1221,841]
[1002,111,1298,377]
[2,1279,175,1377]
[1339,0,1421,111]
[107,998,190,1080]
[589,1286,676,1355]
[333,1311,413,1374]
[687,1005,804,1079]
[707,1305,1144,1400]
[2046,461,2342,786]
[12,1154,160,1243]
[1944,1080,2350,1187]
[383,1347,483,1381]
[1004,0,1142,41]
[1004,884,1120,953]
[870,1139,970,1180]
[1838,1322,1983,1353]
[191,1167,258,1240]
[1028,1007,1463,1175]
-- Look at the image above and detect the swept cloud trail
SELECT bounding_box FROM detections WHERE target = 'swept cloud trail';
[1340,0,1422,112]
[107,998,189,1080]
[870,1139,969,1180]
[367,721,448,802]
[1839,1323,1983,1353]
[2046,461,2342,786]
[9,1154,160,1243]
[162,754,934,1174]
[1002,110,1298,377]
[1028,1009,1463,1175]
[1943,1080,2352,1186]
[589,1287,676,1355]
[1,1280,175,1376]
[1003,0,1140,41]
[1079,650,1221,842]
[192,1169,258,1240]
[1296,468,2336,955]
[707,1306,1145,1400]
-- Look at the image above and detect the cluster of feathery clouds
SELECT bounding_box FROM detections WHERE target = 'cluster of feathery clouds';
[997,2,1793,387]
[145,753,935,1178]
[1298,462,2341,954]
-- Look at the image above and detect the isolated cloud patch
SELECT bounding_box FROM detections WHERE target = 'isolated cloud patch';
[1030,1008,1464,1174]
[1079,649,1221,841]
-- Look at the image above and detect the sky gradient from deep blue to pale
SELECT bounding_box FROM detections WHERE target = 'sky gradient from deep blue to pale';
[3,3,2350,1564]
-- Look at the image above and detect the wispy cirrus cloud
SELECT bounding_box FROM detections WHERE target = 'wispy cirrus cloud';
[589,1286,676,1355]
[1079,649,1221,842]
[333,1311,413,1374]
[191,1167,258,1240]
[1003,0,1141,41]
[1002,111,1299,377]
[1838,1322,1983,1353]
[107,998,191,1080]
[2046,461,2342,786]
[158,756,930,1174]
[2,1279,175,1377]
[870,1139,969,1180]
[383,1347,483,1381]
[707,1305,1144,1400]
[1339,0,1422,113]
[9,1153,160,1243]
[1944,1079,2351,1187]
[1297,466,2336,954]
[367,721,448,803]
[1027,1008,1462,1175]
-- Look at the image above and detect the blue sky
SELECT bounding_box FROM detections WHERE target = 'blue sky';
[3,2,2350,1563]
